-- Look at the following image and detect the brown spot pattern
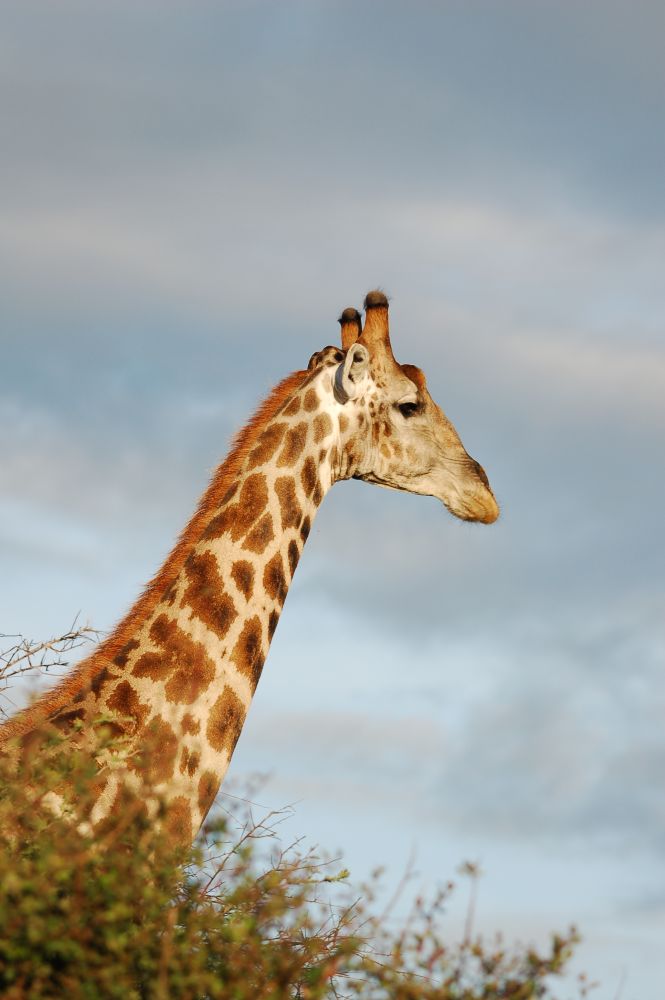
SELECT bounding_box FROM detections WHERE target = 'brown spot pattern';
[301,457,317,498]
[133,615,215,706]
[247,422,287,470]
[165,796,193,844]
[182,713,200,735]
[339,414,349,433]
[275,476,302,530]
[114,639,139,669]
[221,483,239,504]
[207,685,246,754]
[179,746,200,777]
[282,395,301,416]
[141,717,179,785]
[241,512,274,554]
[165,658,215,706]
[313,413,333,443]
[184,552,238,641]
[204,473,268,540]
[90,666,113,697]
[268,609,280,640]
[198,770,219,817]
[277,422,307,467]
[106,680,150,733]
[263,552,287,605]
[300,515,311,543]
[287,540,300,576]
[303,388,318,411]
[230,616,265,689]
[231,559,254,600]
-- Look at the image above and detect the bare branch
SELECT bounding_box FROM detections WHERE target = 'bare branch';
[0,616,101,717]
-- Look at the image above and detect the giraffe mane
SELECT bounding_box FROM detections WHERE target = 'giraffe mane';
[0,369,309,744]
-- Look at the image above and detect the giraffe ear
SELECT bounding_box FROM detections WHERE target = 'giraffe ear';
[333,343,370,404]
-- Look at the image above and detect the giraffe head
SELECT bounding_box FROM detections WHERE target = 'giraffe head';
[328,290,499,524]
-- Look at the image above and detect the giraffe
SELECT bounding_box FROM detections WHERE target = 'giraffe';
[0,291,499,844]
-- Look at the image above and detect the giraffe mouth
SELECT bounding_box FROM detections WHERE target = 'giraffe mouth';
[435,453,499,525]
[441,488,500,524]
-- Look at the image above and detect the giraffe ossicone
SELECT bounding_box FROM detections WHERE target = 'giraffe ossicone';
[1,290,499,844]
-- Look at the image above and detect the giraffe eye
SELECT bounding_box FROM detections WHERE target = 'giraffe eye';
[397,401,419,418]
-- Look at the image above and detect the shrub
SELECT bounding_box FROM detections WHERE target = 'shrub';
[0,725,582,999]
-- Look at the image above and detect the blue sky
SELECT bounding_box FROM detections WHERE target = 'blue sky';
[2,2,665,994]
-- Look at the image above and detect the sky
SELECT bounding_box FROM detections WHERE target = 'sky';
[2,1,665,994]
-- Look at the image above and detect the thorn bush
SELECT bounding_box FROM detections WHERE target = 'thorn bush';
[0,725,584,999]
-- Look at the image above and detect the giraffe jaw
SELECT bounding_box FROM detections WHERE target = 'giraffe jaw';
[356,470,500,524]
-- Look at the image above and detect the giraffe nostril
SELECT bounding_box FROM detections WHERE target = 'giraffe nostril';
[470,459,490,490]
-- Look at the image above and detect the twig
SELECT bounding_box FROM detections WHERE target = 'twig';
[0,617,101,717]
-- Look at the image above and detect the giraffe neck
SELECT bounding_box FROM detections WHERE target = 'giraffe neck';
[13,365,347,842]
